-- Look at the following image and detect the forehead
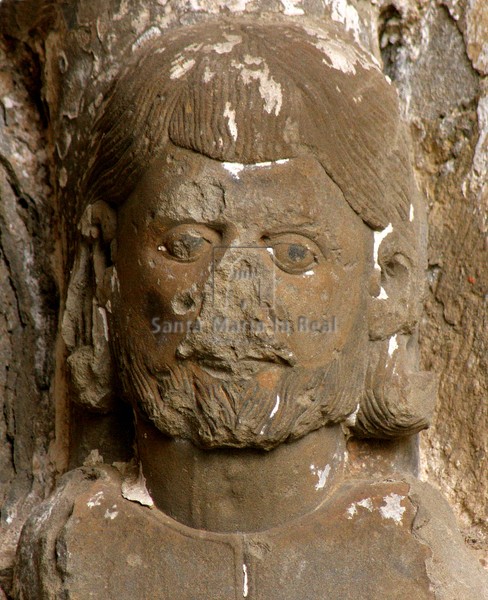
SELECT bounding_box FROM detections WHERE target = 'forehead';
[125,146,366,232]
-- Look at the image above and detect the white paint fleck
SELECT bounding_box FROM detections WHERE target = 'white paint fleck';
[409,204,415,222]
[324,0,361,43]
[346,497,374,518]
[132,26,161,52]
[303,25,377,72]
[243,563,249,597]
[5,514,13,525]
[222,162,245,178]
[315,465,331,490]
[373,223,393,271]
[378,287,389,300]
[237,58,282,115]
[322,52,355,75]
[248,159,289,169]
[243,54,262,66]
[304,269,314,276]
[170,57,196,79]
[266,247,274,256]
[87,491,104,508]
[211,34,242,54]
[269,394,280,419]
[380,493,406,524]
[224,101,238,141]
[310,464,331,490]
[280,0,304,16]
[203,66,215,83]
[104,504,119,520]
[357,498,373,511]
[222,159,290,179]
[388,334,398,357]
[345,403,360,427]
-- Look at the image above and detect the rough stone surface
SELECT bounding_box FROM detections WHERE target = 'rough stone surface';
[0,0,487,597]
[369,0,488,568]
[0,25,58,598]
[13,465,488,599]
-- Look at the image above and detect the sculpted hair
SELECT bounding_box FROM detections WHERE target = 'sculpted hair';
[82,19,416,232]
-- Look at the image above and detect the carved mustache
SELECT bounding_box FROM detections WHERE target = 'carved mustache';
[175,341,297,369]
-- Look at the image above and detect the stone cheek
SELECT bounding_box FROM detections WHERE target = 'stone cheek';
[20,467,434,599]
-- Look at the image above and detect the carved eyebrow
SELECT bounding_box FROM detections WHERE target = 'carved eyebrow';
[153,181,226,223]
[265,223,339,248]
[264,223,322,236]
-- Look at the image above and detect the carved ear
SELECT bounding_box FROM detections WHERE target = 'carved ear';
[91,200,117,244]
[368,226,420,340]
[61,202,117,413]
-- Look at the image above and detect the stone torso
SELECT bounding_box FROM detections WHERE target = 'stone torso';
[15,466,440,600]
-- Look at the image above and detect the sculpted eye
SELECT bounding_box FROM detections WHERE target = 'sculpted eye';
[265,234,319,274]
[158,225,220,262]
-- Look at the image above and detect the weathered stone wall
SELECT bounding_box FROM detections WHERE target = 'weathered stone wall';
[0,0,486,595]
[368,0,488,568]
[0,26,58,594]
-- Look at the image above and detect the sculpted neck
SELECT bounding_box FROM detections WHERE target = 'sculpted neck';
[136,418,345,533]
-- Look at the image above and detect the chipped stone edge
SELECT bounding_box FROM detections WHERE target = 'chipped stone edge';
[121,464,154,508]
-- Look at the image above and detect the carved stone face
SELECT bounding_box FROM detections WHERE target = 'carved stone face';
[65,21,433,447]
[111,145,374,448]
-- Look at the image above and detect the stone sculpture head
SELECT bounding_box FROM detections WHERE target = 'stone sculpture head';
[64,19,436,454]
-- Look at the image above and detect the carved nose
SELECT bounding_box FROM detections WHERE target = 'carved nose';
[176,247,295,365]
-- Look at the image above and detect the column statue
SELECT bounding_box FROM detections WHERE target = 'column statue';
[14,15,488,599]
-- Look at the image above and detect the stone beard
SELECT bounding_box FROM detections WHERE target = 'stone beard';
[111,316,368,450]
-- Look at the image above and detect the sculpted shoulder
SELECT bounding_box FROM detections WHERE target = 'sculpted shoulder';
[14,465,128,600]
[14,469,488,600]
[13,464,242,600]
